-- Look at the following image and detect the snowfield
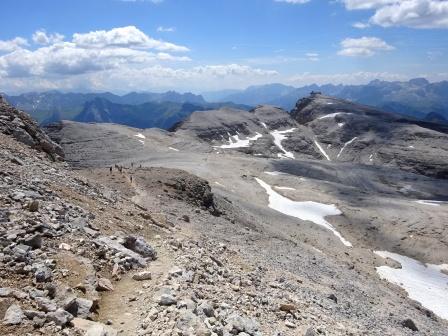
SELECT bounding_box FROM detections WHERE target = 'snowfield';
[375,251,448,320]
[255,178,352,247]
[216,132,263,149]
[271,128,296,159]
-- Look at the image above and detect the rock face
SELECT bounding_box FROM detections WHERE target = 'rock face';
[290,93,448,178]
[0,96,63,160]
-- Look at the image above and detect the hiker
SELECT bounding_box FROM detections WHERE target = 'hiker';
[109,167,112,174]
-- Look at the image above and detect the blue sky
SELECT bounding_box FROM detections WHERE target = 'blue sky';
[0,0,447,93]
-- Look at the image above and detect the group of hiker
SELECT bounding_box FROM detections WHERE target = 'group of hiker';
[109,163,139,183]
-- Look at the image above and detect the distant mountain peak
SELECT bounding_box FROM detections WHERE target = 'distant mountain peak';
[408,78,430,86]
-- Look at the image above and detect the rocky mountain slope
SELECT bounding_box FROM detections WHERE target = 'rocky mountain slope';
[3,96,448,335]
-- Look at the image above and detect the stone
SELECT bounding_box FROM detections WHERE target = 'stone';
[46,308,73,326]
[97,278,114,291]
[197,301,214,317]
[72,317,118,336]
[35,265,52,282]
[35,296,57,312]
[132,271,152,281]
[3,304,25,325]
[402,318,418,331]
[23,310,46,320]
[304,327,316,336]
[123,235,157,260]
[28,200,39,212]
[225,313,260,335]
[95,236,146,267]
[168,266,183,277]
[0,287,27,300]
[327,294,338,303]
[285,320,296,328]
[64,297,94,318]
[59,243,71,250]
[158,294,177,306]
[279,303,296,312]
[23,234,42,249]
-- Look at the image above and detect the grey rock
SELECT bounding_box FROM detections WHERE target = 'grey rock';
[95,236,147,267]
[23,234,42,249]
[3,304,25,325]
[225,313,260,335]
[158,293,177,306]
[46,308,73,326]
[123,235,157,260]
[197,301,214,317]
[402,318,418,331]
[64,297,94,318]
[35,296,57,312]
[132,271,152,281]
[34,265,52,282]
[28,200,40,212]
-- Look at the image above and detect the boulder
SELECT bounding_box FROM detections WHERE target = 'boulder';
[3,304,25,325]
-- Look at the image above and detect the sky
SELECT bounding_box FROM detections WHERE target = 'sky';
[0,0,447,94]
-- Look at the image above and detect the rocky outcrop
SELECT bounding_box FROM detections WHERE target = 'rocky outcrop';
[290,93,448,179]
[0,96,63,161]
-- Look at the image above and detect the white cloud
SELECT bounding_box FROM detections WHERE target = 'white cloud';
[274,0,310,4]
[73,26,188,52]
[342,0,448,29]
[0,26,191,79]
[305,52,320,61]
[352,21,371,28]
[157,26,176,32]
[0,37,28,52]
[0,26,279,93]
[0,63,278,93]
[338,36,394,56]
[32,30,65,45]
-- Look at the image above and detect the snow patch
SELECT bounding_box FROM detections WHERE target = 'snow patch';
[264,171,288,176]
[314,141,331,161]
[256,178,352,247]
[135,133,146,139]
[261,122,268,129]
[375,251,448,320]
[138,140,145,145]
[168,147,179,152]
[275,186,296,191]
[215,132,263,149]
[318,112,353,120]
[271,128,296,159]
[338,123,345,128]
[337,137,357,159]
[415,200,444,206]
[214,181,225,187]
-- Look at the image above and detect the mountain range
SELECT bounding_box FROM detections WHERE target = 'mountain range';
[203,78,448,121]
[1,91,249,129]
[2,78,447,132]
